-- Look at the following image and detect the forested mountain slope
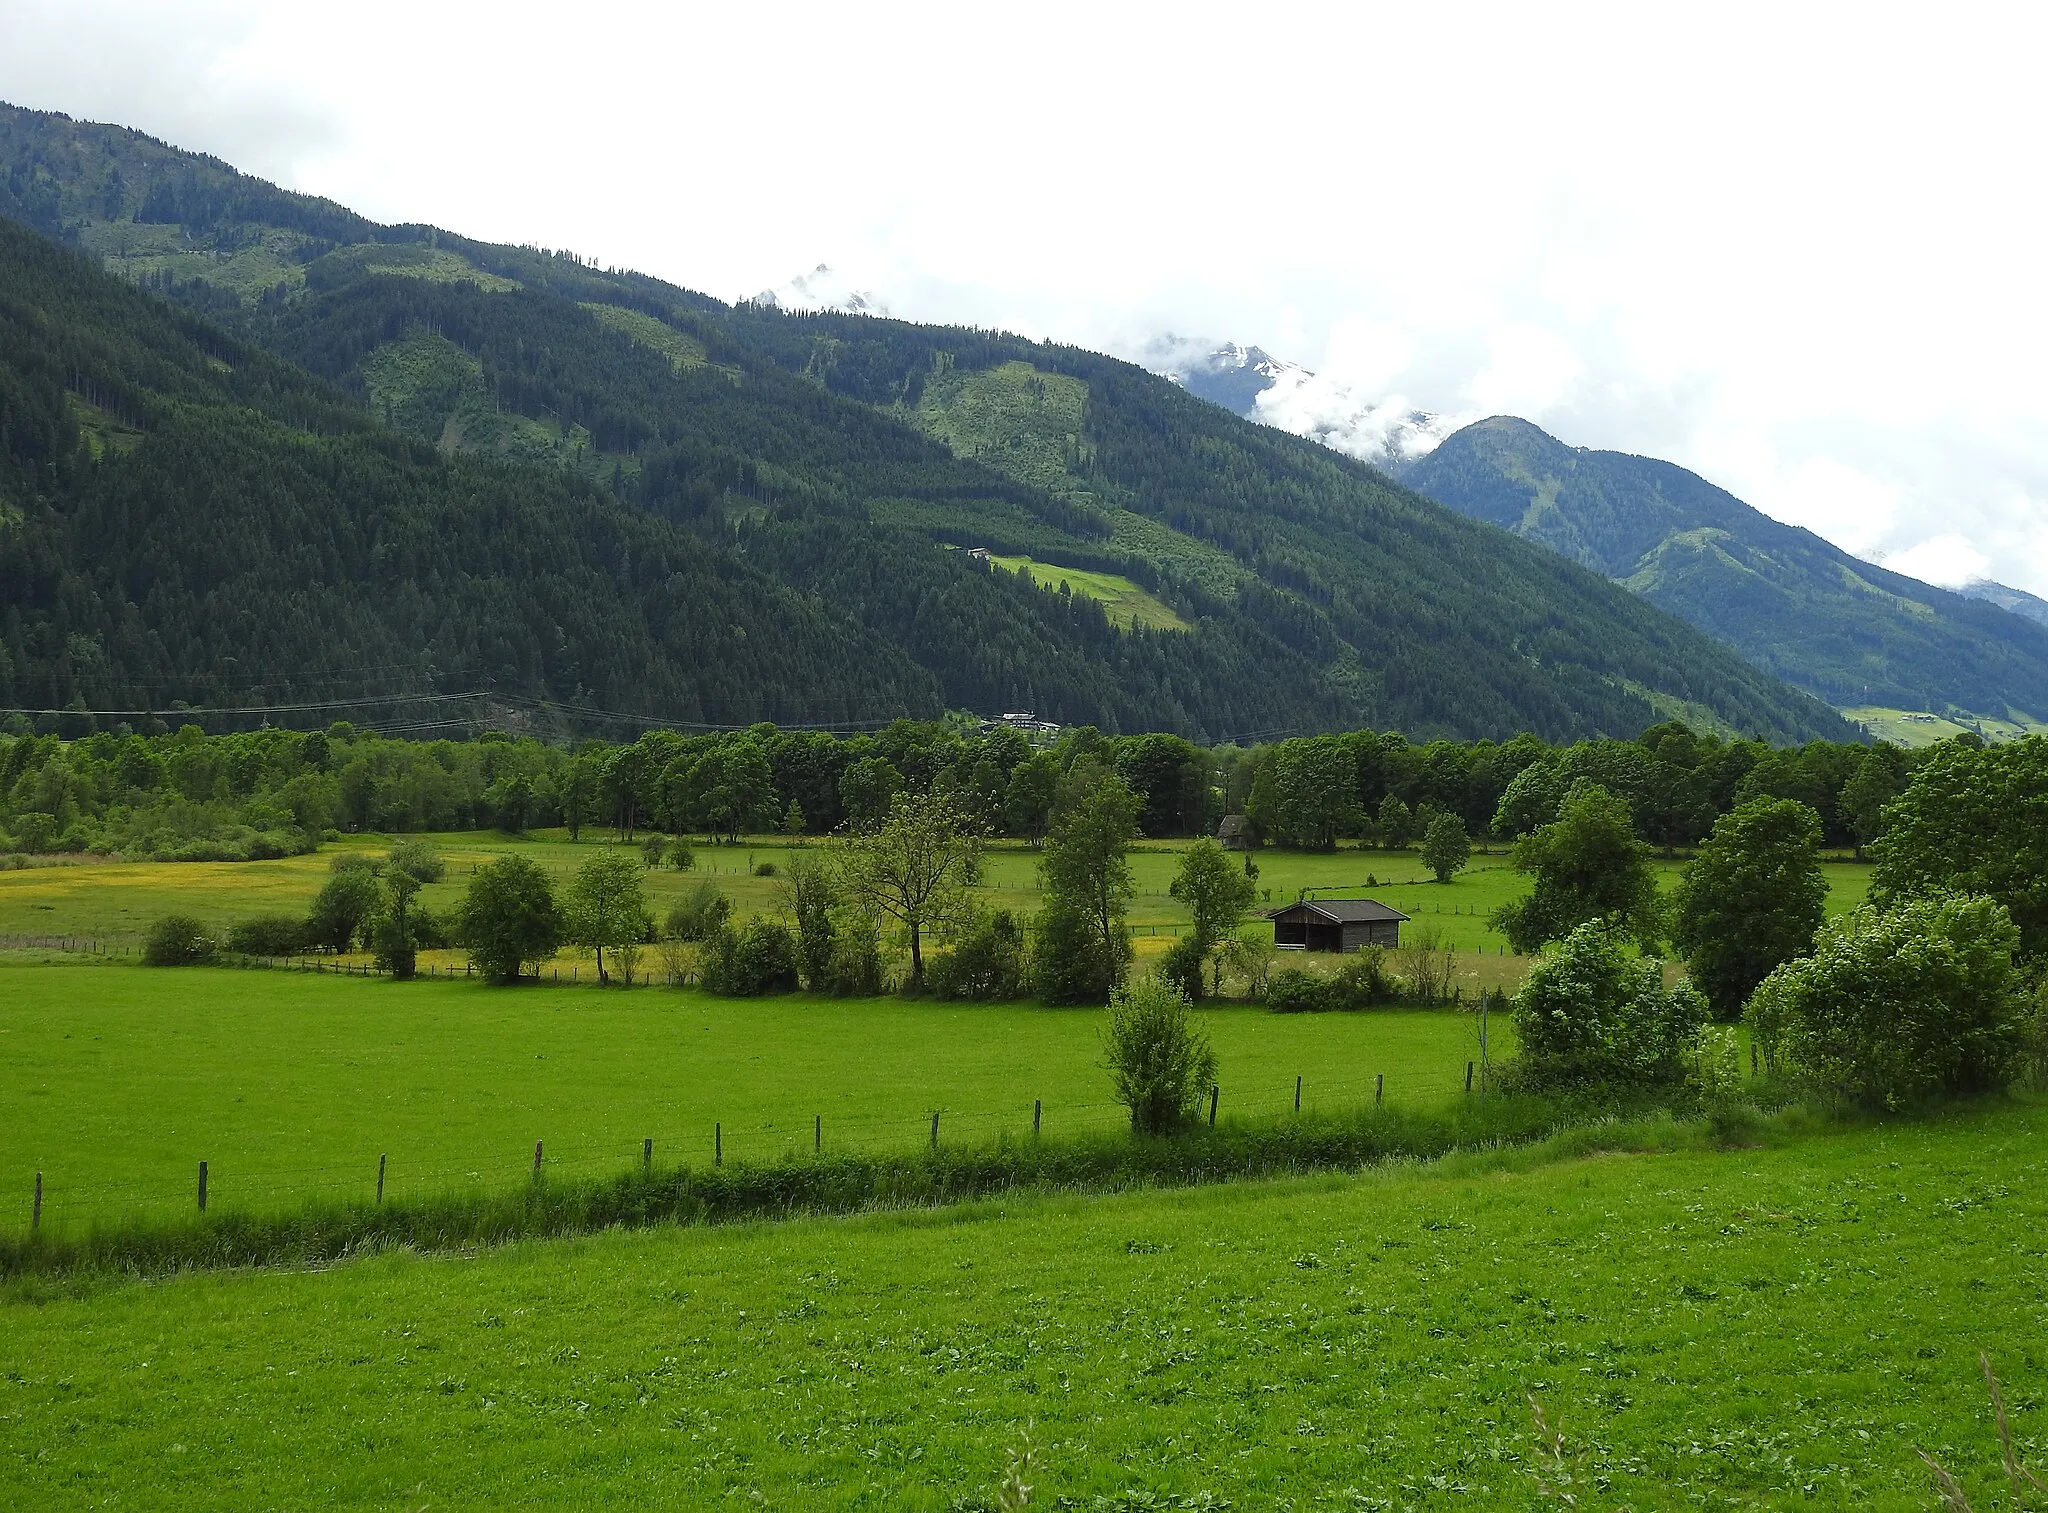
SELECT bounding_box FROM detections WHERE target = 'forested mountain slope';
[0,220,955,724]
[0,101,1851,742]
[1405,416,2048,719]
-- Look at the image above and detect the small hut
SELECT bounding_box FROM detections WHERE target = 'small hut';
[1216,815,1252,851]
[1269,898,1409,953]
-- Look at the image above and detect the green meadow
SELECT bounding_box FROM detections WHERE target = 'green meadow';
[0,830,1877,956]
[2,1100,2041,1509]
[1,965,1502,1232]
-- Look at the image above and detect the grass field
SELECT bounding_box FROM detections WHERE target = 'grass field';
[2,1100,2040,1509]
[982,554,1191,632]
[1843,704,2048,748]
[0,965,1503,1232]
[0,831,1877,958]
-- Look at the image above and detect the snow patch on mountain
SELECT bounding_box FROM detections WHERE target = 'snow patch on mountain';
[747,264,889,316]
[1139,335,1465,473]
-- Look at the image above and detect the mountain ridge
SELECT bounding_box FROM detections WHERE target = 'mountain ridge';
[0,99,1849,743]
[1403,415,2048,718]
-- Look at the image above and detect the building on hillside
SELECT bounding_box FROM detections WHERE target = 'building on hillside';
[1216,814,1252,850]
[1268,898,1409,953]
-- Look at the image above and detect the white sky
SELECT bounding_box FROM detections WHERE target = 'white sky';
[5,0,2047,595]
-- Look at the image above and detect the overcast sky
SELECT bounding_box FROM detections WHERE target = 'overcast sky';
[5,0,2046,595]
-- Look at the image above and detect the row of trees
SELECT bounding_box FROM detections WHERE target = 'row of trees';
[1,711,1956,865]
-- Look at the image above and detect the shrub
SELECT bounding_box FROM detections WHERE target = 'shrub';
[928,910,1028,1001]
[1266,966,1325,1014]
[1153,934,1208,1004]
[668,837,695,871]
[664,880,731,942]
[328,851,380,875]
[226,915,308,956]
[1218,934,1278,1000]
[1103,977,1217,1134]
[385,836,446,884]
[754,860,778,878]
[701,919,800,996]
[143,915,217,966]
[1746,894,2031,1109]
[1030,901,1127,1006]
[821,906,886,996]
[1263,950,1399,1013]
[1327,947,1401,1009]
[1511,922,1705,1091]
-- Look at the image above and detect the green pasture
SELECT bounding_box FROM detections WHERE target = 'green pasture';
[0,965,1502,1231]
[983,553,1191,632]
[4,1100,2041,1509]
[0,830,1878,961]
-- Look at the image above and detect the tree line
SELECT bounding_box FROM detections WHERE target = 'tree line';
[0,710,1964,865]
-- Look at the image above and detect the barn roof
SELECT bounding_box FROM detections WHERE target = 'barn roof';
[1268,898,1411,924]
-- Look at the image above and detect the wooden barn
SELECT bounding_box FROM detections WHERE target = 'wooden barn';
[1215,815,1252,851]
[1269,898,1410,953]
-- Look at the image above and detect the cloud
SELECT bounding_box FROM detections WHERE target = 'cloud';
[4,0,2047,595]
[1880,535,1993,589]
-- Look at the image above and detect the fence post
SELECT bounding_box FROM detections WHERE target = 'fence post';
[1208,1085,1218,1126]
[197,1160,208,1212]
[715,1123,722,1165]
[32,1171,41,1231]
[643,1137,653,1170]
[930,1111,939,1148]
[532,1140,543,1180]
[1376,1073,1383,1103]
[1294,1075,1302,1113]
[814,1115,821,1153]
[1033,1098,1042,1136]
[377,1153,386,1204]
[1465,1060,1474,1094]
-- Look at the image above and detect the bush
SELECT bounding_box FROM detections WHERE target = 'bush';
[1746,894,2031,1109]
[1264,950,1398,1013]
[1266,966,1324,1014]
[386,837,446,884]
[1510,922,1705,1091]
[1030,901,1127,1006]
[754,860,778,878]
[226,915,308,956]
[1326,947,1398,1010]
[664,880,731,942]
[701,919,800,996]
[143,915,217,966]
[821,906,885,996]
[1103,977,1218,1135]
[1153,934,1208,1003]
[927,910,1028,1001]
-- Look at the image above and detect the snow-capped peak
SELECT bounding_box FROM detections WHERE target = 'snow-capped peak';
[746,264,889,317]
[1139,335,1462,474]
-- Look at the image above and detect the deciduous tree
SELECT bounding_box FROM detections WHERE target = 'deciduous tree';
[1672,798,1827,1020]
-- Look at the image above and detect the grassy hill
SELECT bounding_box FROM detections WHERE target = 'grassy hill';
[1405,415,2048,724]
[1,101,1851,742]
